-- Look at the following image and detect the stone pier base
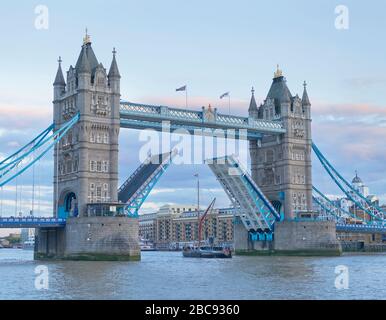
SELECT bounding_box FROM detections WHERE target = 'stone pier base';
[235,219,342,256]
[273,220,342,256]
[35,217,141,261]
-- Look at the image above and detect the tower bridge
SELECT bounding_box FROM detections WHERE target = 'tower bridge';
[0,34,385,259]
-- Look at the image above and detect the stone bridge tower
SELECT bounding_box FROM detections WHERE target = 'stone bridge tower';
[249,67,313,220]
[243,67,340,255]
[35,33,140,261]
[53,32,120,218]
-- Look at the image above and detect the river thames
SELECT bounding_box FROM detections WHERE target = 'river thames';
[0,249,385,300]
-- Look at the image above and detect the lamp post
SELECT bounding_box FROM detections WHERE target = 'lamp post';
[194,173,200,247]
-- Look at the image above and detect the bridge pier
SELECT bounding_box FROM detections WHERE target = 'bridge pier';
[337,229,386,252]
[35,217,140,261]
[234,219,342,256]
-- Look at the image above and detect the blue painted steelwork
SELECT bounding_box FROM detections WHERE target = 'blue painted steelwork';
[0,114,80,187]
[120,101,286,137]
[312,143,385,222]
[0,217,66,228]
[249,230,274,241]
[207,155,280,240]
[120,119,263,140]
[0,124,53,169]
[312,186,368,224]
[226,156,281,223]
[336,223,386,233]
[120,151,177,217]
[0,126,53,179]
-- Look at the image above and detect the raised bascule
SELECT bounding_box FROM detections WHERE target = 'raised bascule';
[0,34,385,260]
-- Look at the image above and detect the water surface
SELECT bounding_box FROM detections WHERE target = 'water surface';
[0,249,384,300]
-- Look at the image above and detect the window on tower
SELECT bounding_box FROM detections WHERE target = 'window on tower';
[103,132,109,144]
[90,160,96,172]
[102,161,109,172]
[96,161,102,172]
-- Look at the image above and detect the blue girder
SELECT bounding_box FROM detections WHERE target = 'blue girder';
[312,143,385,222]
[0,114,80,187]
[312,186,368,224]
[0,217,66,228]
[119,151,177,217]
[336,223,386,233]
[226,156,281,224]
[208,155,281,240]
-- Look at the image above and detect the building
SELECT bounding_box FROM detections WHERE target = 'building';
[346,172,380,222]
[35,33,140,261]
[53,31,121,218]
[249,68,313,219]
[315,172,383,223]
[139,205,234,250]
[139,205,197,243]
[139,212,157,242]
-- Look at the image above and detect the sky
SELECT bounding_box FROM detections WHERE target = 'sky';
[0,0,386,235]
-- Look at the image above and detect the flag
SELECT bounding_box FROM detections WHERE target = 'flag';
[176,85,187,92]
[220,92,230,99]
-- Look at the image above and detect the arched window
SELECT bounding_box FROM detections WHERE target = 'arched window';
[103,132,109,144]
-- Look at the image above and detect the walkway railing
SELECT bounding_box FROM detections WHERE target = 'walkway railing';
[120,101,286,135]
[0,217,66,228]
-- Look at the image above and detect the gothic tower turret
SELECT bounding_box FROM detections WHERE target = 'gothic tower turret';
[250,67,313,219]
[53,33,121,218]
[53,57,66,99]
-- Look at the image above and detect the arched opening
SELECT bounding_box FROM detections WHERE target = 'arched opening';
[65,192,78,217]
[58,191,78,218]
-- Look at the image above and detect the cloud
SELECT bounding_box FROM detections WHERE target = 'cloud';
[311,101,386,203]
[0,101,51,131]
[312,101,386,123]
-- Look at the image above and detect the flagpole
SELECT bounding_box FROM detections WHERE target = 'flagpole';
[186,87,188,109]
[228,94,231,115]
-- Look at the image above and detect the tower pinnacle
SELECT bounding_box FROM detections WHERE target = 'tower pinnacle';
[54,56,66,86]
[302,80,311,106]
[83,28,91,45]
[108,47,121,78]
[274,64,283,78]
[248,86,258,115]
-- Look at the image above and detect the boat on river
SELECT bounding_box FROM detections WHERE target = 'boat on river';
[182,181,233,259]
[183,246,232,259]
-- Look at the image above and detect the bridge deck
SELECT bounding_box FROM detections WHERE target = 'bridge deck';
[207,155,280,235]
[118,153,169,203]
[120,101,286,138]
[0,217,66,228]
[336,223,386,233]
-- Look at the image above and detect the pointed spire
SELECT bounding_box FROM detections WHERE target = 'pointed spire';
[53,56,66,86]
[77,46,91,74]
[302,81,311,106]
[267,67,292,104]
[248,86,258,113]
[83,28,91,45]
[108,47,121,78]
[274,64,283,79]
